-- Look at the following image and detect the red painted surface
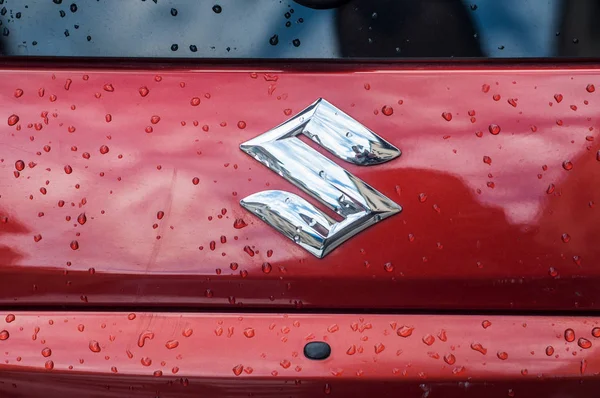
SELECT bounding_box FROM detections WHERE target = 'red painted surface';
[0,312,599,397]
[0,65,599,310]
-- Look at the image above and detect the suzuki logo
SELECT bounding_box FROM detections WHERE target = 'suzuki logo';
[240,98,401,258]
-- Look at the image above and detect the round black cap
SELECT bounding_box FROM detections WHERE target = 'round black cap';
[303,341,331,360]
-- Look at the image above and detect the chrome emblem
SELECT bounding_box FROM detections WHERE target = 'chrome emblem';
[240,98,401,258]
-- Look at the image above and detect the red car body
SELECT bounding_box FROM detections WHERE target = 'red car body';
[0,62,599,396]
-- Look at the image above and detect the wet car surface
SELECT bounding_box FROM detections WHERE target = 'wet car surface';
[1,1,599,397]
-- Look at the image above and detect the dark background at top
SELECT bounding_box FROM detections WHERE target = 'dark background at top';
[0,0,598,59]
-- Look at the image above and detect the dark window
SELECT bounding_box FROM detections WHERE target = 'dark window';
[0,0,597,59]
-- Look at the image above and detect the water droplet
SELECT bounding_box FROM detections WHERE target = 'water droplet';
[165,340,179,349]
[548,267,558,277]
[149,369,162,377]
[243,246,255,257]
[397,326,414,337]
[441,112,452,121]
[8,114,19,126]
[482,320,492,329]
[374,343,385,354]
[280,359,291,369]
[483,156,492,165]
[190,97,201,106]
[581,359,587,375]
[148,115,161,126]
[42,347,52,357]
[45,360,54,370]
[140,357,152,367]
[14,88,24,98]
[137,331,155,347]
[488,124,501,135]
[228,217,248,230]
[497,351,508,360]
[89,340,101,353]
[75,213,87,225]
[244,328,255,338]
[5,314,15,323]
[157,211,165,220]
[507,98,517,107]
[471,342,487,354]
[561,233,571,243]
[565,328,575,342]
[578,338,592,349]
[444,353,456,364]
[422,334,435,345]
[70,240,79,250]
[381,105,393,116]
[0,330,9,340]
[433,329,446,343]
[225,262,237,272]
[327,324,339,333]
[14,160,25,171]
[562,160,573,171]
[586,84,595,93]
[135,86,150,98]
[383,262,394,272]
[212,4,222,13]
[554,93,563,103]
[232,364,243,376]
[262,262,272,274]
[545,345,554,356]
[546,184,555,194]
[103,84,114,92]
[292,38,301,47]
[99,145,109,155]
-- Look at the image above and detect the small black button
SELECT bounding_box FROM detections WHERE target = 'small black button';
[303,341,331,360]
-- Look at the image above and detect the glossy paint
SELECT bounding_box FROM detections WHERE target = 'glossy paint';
[0,65,599,310]
[1,312,599,397]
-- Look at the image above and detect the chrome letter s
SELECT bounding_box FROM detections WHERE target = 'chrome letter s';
[240,98,401,258]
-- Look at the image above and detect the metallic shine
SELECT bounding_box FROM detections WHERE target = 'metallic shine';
[240,99,401,257]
